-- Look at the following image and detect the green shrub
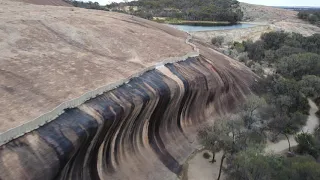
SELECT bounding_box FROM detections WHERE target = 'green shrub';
[295,132,320,159]
[261,31,289,50]
[238,52,249,63]
[245,40,265,61]
[276,53,320,80]
[233,41,245,53]
[211,36,224,47]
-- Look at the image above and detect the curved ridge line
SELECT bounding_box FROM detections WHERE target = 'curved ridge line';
[0,33,200,146]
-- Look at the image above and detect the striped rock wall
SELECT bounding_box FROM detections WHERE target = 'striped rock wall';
[0,55,255,180]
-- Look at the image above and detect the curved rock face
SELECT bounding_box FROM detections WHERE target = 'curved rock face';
[0,55,254,180]
[0,1,256,180]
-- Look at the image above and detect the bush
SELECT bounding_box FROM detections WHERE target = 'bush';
[211,36,224,47]
[309,14,319,24]
[233,41,245,53]
[227,149,320,180]
[203,152,211,159]
[263,50,276,63]
[238,52,249,63]
[275,46,305,59]
[304,34,320,54]
[298,11,320,27]
[298,75,320,99]
[251,62,264,76]
[245,40,265,61]
[261,31,289,50]
[295,133,320,159]
[276,53,320,80]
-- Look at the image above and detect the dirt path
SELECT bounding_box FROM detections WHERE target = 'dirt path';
[186,99,319,180]
[266,99,319,153]
[187,151,225,180]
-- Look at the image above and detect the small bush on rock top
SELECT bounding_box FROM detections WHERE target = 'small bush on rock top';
[211,36,224,47]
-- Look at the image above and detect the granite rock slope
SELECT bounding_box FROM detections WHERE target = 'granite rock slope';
[0,55,255,180]
[0,1,256,180]
[0,0,191,134]
[13,0,72,6]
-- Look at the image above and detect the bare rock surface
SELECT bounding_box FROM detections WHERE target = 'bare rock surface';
[240,2,298,22]
[0,0,192,133]
[12,0,72,6]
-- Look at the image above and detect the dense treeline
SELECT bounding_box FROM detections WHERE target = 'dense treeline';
[232,32,320,118]
[228,149,320,180]
[63,0,243,23]
[241,32,320,62]
[64,0,106,10]
[235,31,320,147]
[117,0,243,23]
[298,10,320,26]
[200,31,320,180]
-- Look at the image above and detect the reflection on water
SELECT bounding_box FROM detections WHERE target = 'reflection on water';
[169,23,257,32]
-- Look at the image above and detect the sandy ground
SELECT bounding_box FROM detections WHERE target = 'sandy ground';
[266,99,319,153]
[187,150,225,180]
[186,99,319,180]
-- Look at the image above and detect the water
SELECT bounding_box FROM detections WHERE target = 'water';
[169,23,256,32]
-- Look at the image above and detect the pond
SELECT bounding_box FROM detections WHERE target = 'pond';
[169,23,257,32]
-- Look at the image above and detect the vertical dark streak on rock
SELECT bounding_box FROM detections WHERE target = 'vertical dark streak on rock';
[0,56,256,180]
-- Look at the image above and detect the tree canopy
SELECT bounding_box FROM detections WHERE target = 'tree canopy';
[228,148,320,180]
[298,10,320,26]
[124,0,243,23]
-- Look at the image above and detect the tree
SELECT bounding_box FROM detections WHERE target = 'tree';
[233,41,245,53]
[284,33,304,48]
[295,132,320,159]
[198,96,267,180]
[308,14,319,24]
[304,34,320,54]
[198,124,222,164]
[263,49,276,63]
[261,31,289,50]
[276,53,320,80]
[227,149,320,180]
[281,156,320,180]
[130,0,244,23]
[226,147,279,180]
[298,11,309,20]
[211,36,224,47]
[269,77,309,114]
[267,112,307,151]
[198,118,235,180]
[299,75,320,99]
[238,96,267,129]
[244,40,265,61]
[274,46,305,60]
